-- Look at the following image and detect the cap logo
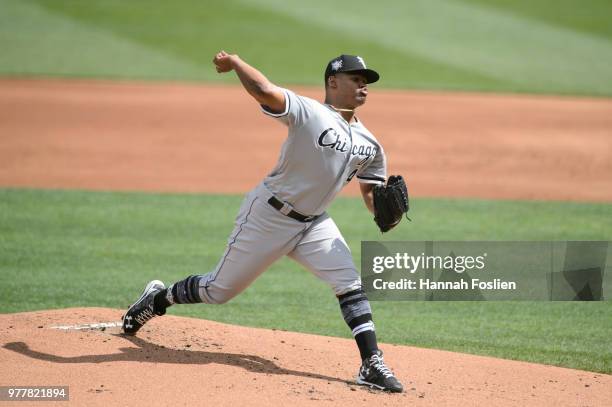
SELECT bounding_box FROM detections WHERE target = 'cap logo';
[356,56,366,68]
[331,59,343,72]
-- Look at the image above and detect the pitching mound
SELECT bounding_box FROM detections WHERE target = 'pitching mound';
[1,308,610,406]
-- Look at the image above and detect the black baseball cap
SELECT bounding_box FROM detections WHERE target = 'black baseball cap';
[324,55,380,84]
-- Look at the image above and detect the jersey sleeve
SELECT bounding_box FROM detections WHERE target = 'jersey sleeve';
[357,144,387,185]
[260,88,312,128]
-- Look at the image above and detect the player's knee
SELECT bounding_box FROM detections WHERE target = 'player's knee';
[208,295,231,305]
[330,273,362,297]
[198,285,236,305]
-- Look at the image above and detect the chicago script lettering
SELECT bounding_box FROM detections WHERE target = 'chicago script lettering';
[317,128,376,158]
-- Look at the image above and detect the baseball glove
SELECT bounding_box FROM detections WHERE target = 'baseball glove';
[373,175,410,233]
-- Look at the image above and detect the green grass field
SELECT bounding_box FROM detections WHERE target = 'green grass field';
[1,0,612,96]
[1,188,611,373]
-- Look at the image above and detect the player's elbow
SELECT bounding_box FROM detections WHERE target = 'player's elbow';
[254,84,285,113]
[248,80,274,100]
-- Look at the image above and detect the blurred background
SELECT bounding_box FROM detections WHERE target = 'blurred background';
[2,0,612,95]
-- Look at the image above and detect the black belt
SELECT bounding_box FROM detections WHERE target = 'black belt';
[267,196,318,223]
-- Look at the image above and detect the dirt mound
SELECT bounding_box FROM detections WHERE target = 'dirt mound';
[1,308,610,406]
[1,78,611,201]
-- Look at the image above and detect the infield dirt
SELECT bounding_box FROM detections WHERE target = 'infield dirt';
[1,78,611,201]
[2,308,611,406]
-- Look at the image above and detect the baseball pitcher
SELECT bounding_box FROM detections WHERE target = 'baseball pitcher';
[121,51,409,392]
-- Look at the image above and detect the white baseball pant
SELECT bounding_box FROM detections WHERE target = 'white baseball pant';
[198,183,361,304]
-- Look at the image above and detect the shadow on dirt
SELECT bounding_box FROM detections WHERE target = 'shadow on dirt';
[4,335,350,385]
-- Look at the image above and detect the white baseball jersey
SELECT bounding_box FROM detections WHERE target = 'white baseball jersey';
[198,88,388,303]
[262,88,387,216]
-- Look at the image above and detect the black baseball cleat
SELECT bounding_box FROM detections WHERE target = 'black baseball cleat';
[356,350,404,393]
[122,280,166,335]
